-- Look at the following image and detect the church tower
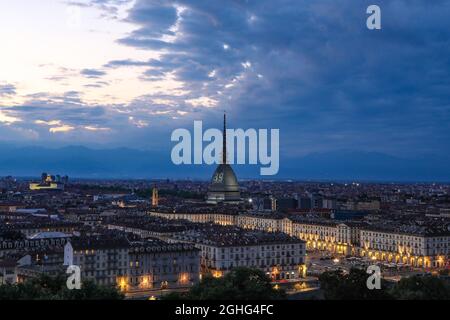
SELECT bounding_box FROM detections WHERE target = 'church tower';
[152,187,159,207]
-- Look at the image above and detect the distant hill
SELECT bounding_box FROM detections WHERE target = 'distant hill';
[0,144,448,182]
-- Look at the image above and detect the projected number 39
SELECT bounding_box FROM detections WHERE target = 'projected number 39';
[213,173,224,183]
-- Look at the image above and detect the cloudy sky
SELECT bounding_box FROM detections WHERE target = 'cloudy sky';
[0,0,449,162]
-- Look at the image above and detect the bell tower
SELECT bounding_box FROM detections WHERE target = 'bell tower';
[152,187,159,207]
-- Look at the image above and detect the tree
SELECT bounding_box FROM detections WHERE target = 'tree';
[60,280,125,300]
[439,269,449,276]
[0,273,124,300]
[319,268,450,300]
[162,267,286,300]
[319,268,392,300]
[389,275,450,300]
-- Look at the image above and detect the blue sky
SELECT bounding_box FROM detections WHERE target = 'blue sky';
[0,0,449,164]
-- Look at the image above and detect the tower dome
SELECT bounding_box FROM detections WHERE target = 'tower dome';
[206,113,241,204]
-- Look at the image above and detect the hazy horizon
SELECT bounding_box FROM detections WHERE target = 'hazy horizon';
[0,143,448,183]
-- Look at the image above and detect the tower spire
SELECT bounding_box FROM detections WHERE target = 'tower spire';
[223,112,227,164]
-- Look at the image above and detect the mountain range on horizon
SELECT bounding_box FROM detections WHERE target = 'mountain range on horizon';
[0,144,448,182]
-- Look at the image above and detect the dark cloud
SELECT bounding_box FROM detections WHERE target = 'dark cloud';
[125,1,178,37]
[113,0,450,158]
[103,59,152,68]
[2,0,450,167]
[80,68,107,78]
[0,84,16,97]
[84,80,109,88]
[4,92,105,125]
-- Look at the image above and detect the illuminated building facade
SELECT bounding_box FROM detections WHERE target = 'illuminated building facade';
[236,214,288,233]
[290,220,361,256]
[29,173,68,191]
[360,229,448,268]
[194,241,307,281]
[149,212,448,268]
[150,211,236,226]
[126,243,200,292]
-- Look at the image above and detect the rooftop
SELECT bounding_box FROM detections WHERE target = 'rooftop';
[173,224,305,247]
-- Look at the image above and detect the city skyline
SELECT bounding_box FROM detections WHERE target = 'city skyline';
[0,0,449,305]
[0,173,449,301]
[0,0,449,181]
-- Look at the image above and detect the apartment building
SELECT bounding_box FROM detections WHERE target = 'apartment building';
[236,214,286,233]
[64,237,129,287]
[149,210,449,269]
[150,211,236,226]
[125,242,200,292]
[64,236,201,294]
[171,225,307,281]
[360,227,449,268]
